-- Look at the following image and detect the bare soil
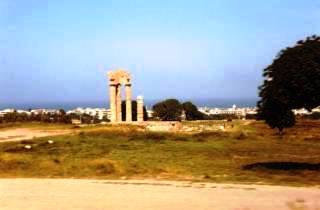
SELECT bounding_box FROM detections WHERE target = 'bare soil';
[0,128,71,142]
[0,179,319,210]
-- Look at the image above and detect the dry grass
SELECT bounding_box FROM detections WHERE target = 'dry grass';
[0,122,75,131]
[0,120,319,186]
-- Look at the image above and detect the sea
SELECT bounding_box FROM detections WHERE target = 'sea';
[0,98,258,111]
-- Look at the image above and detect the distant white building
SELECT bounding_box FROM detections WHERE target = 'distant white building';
[1,109,15,113]
[198,106,257,117]
[147,110,154,118]
[17,110,31,115]
[67,108,110,120]
[0,109,16,117]
[293,108,311,115]
[312,106,320,113]
[293,106,320,115]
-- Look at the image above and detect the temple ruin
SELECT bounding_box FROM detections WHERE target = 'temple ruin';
[107,69,144,123]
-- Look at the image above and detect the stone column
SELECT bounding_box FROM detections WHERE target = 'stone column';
[109,85,117,122]
[137,95,144,122]
[116,85,122,122]
[125,84,132,122]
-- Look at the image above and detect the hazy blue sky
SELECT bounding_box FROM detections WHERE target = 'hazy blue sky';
[1,0,319,105]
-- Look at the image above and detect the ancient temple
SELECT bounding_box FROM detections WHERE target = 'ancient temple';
[107,69,144,123]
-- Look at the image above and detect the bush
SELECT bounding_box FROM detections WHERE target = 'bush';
[145,132,168,141]
[207,114,238,120]
[88,159,118,175]
[0,157,31,171]
[245,114,257,120]
[235,132,248,140]
[308,112,320,120]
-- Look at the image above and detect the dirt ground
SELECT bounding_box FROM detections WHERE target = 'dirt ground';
[0,128,71,142]
[0,179,319,210]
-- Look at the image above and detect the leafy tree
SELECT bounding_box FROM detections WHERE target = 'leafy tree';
[40,113,51,123]
[81,113,93,124]
[182,101,205,120]
[3,111,18,123]
[16,113,28,122]
[59,109,66,116]
[258,98,295,134]
[121,100,148,121]
[152,99,183,121]
[30,112,41,121]
[258,35,320,133]
[101,115,110,122]
[68,113,80,122]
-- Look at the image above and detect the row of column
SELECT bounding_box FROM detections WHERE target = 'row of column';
[109,84,143,123]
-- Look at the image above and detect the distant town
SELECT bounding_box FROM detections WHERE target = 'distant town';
[1,105,319,124]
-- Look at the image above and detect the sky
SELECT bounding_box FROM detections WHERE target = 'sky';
[1,0,319,105]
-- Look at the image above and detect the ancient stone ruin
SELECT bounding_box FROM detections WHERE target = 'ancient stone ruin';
[107,69,144,123]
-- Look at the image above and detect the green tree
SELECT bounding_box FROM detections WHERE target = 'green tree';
[59,109,66,116]
[258,35,320,133]
[182,101,204,120]
[152,99,183,121]
[16,113,28,122]
[81,113,93,124]
[4,111,18,123]
[40,113,51,123]
[101,115,110,122]
[258,99,295,134]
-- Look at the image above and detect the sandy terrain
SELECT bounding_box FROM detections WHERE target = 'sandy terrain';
[0,179,319,210]
[0,128,70,142]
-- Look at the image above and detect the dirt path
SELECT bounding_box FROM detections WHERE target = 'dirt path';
[0,179,319,210]
[0,128,71,142]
